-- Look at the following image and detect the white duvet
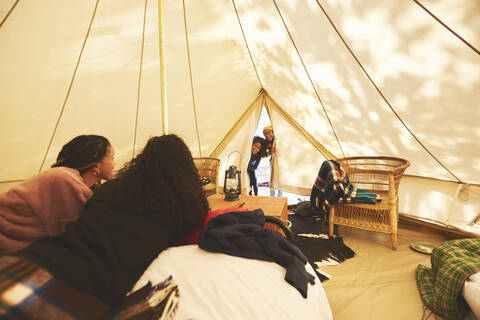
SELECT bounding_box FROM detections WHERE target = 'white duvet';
[463,271,480,319]
[133,245,333,320]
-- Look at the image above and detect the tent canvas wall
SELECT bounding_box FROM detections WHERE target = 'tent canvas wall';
[1,0,479,235]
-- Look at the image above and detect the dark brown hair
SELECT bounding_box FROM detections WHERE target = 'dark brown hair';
[116,134,208,239]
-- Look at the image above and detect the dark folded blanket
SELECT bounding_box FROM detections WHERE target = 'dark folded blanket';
[198,209,315,298]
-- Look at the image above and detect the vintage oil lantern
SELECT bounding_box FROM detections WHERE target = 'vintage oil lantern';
[223,165,241,201]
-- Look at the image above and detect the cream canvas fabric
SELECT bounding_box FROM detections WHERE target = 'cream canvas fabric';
[0,0,479,234]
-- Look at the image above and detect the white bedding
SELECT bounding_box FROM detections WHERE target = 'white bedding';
[463,271,480,319]
[133,245,333,320]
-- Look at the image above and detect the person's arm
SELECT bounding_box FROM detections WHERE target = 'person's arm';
[263,140,276,157]
[25,168,93,235]
[252,156,262,170]
[270,140,277,154]
[262,148,272,158]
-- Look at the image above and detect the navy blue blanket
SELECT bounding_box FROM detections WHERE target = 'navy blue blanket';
[198,209,315,298]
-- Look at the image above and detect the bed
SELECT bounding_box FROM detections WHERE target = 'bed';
[131,245,333,319]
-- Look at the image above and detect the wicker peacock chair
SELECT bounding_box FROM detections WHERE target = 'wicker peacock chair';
[194,157,220,197]
[328,156,410,250]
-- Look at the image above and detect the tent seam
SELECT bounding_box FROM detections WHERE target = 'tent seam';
[264,94,336,160]
[314,0,463,183]
[209,92,264,158]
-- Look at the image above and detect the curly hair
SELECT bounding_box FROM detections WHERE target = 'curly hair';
[116,134,208,238]
[52,135,111,174]
[252,136,267,158]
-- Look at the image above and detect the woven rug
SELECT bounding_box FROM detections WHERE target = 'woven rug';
[288,213,356,282]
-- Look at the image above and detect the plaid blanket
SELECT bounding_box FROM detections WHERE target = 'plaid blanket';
[0,256,180,320]
[0,256,109,319]
[416,239,480,319]
[310,160,380,216]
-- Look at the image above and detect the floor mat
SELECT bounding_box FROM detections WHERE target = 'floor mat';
[288,214,356,282]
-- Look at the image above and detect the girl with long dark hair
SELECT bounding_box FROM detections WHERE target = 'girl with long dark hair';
[0,134,208,318]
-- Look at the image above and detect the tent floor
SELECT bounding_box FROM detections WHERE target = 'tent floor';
[321,223,450,320]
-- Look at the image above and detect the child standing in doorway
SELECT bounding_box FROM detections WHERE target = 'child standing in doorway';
[247,136,266,196]
[263,125,283,197]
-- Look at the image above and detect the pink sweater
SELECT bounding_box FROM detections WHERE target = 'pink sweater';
[0,167,93,253]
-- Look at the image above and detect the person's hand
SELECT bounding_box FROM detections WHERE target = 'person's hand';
[271,146,276,154]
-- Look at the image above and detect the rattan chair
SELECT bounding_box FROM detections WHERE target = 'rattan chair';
[194,157,220,196]
[328,156,410,250]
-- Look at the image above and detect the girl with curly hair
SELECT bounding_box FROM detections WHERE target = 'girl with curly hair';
[0,134,114,254]
[247,136,266,195]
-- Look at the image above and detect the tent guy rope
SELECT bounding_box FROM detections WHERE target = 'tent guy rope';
[314,0,463,183]
[272,0,346,159]
[158,0,168,135]
[182,0,203,158]
[0,0,19,29]
[132,0,149,157]
[38,0,100,173]
[413,0,480,56]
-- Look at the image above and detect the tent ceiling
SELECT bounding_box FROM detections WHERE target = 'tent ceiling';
[0,0,479,232]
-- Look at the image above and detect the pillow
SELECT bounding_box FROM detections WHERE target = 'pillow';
[133,245,333,320]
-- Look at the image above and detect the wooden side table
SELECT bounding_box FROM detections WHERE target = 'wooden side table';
[207,194,288,223]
